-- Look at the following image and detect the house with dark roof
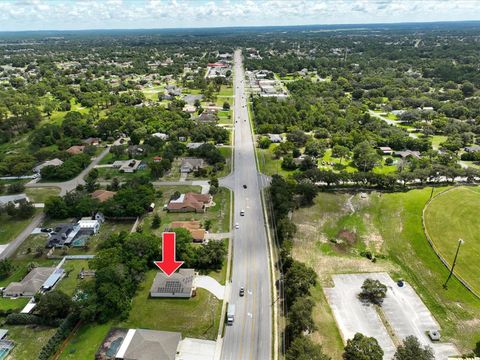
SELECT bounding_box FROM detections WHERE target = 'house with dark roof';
[166,193,212,213]
[83,137,101,146]
[394,150,421,159]
[46,223,81,248]
[150,269,195,298]
[196,112,218,124]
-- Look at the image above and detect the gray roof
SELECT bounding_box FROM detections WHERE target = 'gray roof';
[4,267,56,297]
[150,269,195,297]
[186,142,204,149]
[0,194,29,207]
[465,145,480,152]
[123,329,181,360]
[180,158,205,172]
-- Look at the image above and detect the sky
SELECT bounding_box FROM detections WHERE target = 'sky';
[0,0,479,32]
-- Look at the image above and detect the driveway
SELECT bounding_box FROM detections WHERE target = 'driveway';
[0,213,45,259]
[194,275,225,300]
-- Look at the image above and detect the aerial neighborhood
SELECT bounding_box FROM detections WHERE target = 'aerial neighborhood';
[0,7,479,360]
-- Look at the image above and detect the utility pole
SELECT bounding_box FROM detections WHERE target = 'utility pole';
[443,239,464,289]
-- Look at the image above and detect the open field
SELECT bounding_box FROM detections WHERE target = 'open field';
[4,325,56,360]
[25,187,60,203]
[291,188,480,355]
[0,211,39,244]
[424,186,480,296]
[58,322,112,360]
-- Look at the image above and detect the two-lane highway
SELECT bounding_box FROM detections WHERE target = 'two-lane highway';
[221,50,272,359]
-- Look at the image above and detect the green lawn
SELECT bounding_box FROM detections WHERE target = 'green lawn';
[431,135,448,150]
[291,188,480,354]
[218,85,234,97]
[25,187,60,203]
[56,260,92,296]
[0,297,29,311]
[257,144,295,177]
[3,325,56,360]
[117,270,222,340]
[319,149,357,173]
[424,187,480,295]
[0,211,39,245]
[59,322,112,360]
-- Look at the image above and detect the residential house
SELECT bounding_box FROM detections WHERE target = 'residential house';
[394,150,422,159]
[0,194,29,207]
[166,192,212,213]
[78,218,101,234]
[91,189,116,203]
[96,328,181,360]
[3,267,60,297]
[379,146,394,155]
[186,142,204,150]
[0,330,14,359]
[168,221,206,242]
[153,156,163,163]
[196,112,218,124]
[165,85,182,97]
[46,223,81,248]
[113,159,143,173]
[268,134,283,143]
[83,137,101,146]
[33,158,63,173]
[66,145,85,155]
[183,104,196,113]
[150,269,195,298]
[152,132,169,140]
[180,158,205,173]
[464,145,480,153]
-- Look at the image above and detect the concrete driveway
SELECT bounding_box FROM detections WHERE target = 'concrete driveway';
[194,275,225,300]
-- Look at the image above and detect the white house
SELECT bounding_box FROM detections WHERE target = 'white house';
[78,218,101,234]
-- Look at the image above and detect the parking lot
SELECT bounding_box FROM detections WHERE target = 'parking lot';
[324,273,458,360]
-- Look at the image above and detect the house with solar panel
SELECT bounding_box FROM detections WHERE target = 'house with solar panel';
[150,269,195,298]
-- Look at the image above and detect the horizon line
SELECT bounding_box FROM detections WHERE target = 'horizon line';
[1,19,480,34]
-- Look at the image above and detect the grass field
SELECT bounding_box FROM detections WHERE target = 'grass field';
[4,325,56,360]
[25,187,60,203]
[117,270,221,340]
[59,322,112,360]
[424,186,480,296]
[291,188,480,355]
[0,210,40,244]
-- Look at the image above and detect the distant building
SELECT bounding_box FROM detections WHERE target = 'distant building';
[166,192,212,213]
[113,159,143,173]
[153,156,163,163]
[83,137,101,146]
[268,134,283,143]
[464,145,480,153]
[186,142,204,150]
[196,112,218,124]
[394,150,421,159]
[378,146,394,155]
[33,158,63,173]
[66,145,85,155]
[152,132,169,140]
[0,194,29,207]
[150,269,195,298]
[3,267,60,297]
[78,218,101,234]
[180,158,205,173]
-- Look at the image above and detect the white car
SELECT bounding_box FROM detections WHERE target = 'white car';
[240,209,245,216]
[235,223,240,229]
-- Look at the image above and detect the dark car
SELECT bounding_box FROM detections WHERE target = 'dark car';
[239,287,245,297]
[41,228,53,233]
[243,184,247,189]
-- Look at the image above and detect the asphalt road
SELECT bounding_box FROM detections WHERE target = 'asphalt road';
[0,212,45,259]
[220,50,272,360]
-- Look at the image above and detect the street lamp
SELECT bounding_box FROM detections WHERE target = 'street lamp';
[443,239,464,289]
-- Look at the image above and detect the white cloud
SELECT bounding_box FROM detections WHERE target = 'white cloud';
[0,0,479,31]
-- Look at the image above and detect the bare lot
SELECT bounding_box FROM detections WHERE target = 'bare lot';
[325,273,458,360]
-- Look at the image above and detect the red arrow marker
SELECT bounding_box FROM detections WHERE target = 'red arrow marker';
[154,232,184,277]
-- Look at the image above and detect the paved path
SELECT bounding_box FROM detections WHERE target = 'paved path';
[368,110,419,139]
[0,212,45,259]
[206,232,232,241]
[26,147,111,195]
[194,275,225,300]
[221,49,272,360]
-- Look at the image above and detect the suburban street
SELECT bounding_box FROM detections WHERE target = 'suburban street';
[220,50,272,360]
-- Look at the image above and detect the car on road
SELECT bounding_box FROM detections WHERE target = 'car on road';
[41,228,53,233]
[240,209,245,216]
[235,223,240,229]
[243,184,247,189]
[239,287,245,297]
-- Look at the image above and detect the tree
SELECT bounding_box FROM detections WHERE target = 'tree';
[16,201,35,219]
[45,196,69,219]
[394,336,434,360]
[258,136,272,149]
[286,336,331,360]
[359,278,387,305]
[35,290,74,323]
[0,259,13,279]
[223,101,230,110]
[353,141,381,172]
[343,333,384,360]
[461,81,475,97]
[332,145,350,164]
[151,213,161,229]
[287,297,316,339]
[195,240,226,270]
[284,261,317,306]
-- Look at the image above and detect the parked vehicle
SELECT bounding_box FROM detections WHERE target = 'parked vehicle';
[239,287,245,297]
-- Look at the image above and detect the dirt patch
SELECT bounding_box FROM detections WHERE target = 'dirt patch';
[337,229,356,244]
[363,213,384,253]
